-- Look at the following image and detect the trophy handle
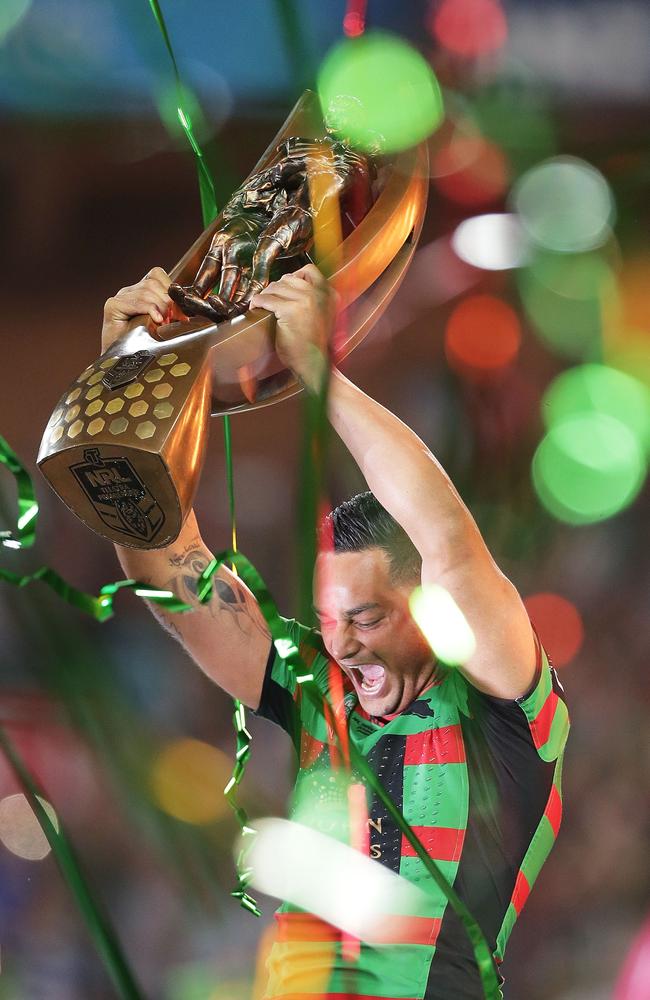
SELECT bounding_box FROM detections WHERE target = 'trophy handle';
[37,341,213,549]
[38,92,429,548]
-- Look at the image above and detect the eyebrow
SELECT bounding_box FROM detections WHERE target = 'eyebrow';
[313,602,382,618]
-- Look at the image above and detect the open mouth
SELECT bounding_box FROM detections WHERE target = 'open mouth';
[349,664,386,697]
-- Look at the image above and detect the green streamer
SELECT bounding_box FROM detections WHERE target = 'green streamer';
[223,414,237,554]
[273,0,312,92]
[146,0,217,226]
[143,0,254,922]
[0,725,143,999]
[0,434,38,550]
[0,561,192,623]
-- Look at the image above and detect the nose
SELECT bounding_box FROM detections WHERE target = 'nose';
[327,619,361,663]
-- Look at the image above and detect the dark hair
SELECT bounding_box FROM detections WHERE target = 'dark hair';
[321,492,422,584]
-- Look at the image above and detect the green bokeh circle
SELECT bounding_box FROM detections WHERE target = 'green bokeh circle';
[514,155,615,253]
[318,32,444,154]
[532,413,646,524]
[517,251,616,360]
[542,364,650,454]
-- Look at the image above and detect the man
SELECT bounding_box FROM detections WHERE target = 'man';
[103,264,569,998]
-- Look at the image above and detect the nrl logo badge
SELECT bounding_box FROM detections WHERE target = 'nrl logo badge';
[102,350,153,390]
[70,448,165,543]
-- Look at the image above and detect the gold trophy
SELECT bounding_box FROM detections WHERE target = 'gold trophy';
[37,92,428,549]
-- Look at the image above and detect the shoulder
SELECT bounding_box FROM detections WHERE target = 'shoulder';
[468,631,570,763]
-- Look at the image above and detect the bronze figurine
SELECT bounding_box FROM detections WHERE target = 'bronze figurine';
[169,134,374,322]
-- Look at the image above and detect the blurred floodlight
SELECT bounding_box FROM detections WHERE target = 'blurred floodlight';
[431,0,508,58]
[165,962,247,1000]
[524,593,584,668]
[150,739,230,825]
[445,294,521,378]
[451,213,530,270]
[242,818,429,941]
[532,413,646,524]
[607,335,650,391]
[433,136,509,206]
[0,793,58,861]
[543,364,650,454]
[513,156,615,253]
[318,31,444,153]
[0,0,31,42]
[518,251,616,359]
[506,3,650,101]
[409,586,476,665]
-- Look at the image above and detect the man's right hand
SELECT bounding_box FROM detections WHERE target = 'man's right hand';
[101,267,173,352]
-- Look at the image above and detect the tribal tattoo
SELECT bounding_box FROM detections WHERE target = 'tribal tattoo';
[165,544,270,640]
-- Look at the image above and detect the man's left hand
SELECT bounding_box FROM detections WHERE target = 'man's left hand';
[250,264,337,392]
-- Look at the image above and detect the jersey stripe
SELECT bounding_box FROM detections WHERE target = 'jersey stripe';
[404,725,466,766]
[511,869,531,915]
[544,782,563,837]
[401,826,465,863]
[275,912,443,947]
[537,698,570,763]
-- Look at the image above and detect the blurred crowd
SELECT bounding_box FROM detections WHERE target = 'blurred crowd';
[1,1,649,998]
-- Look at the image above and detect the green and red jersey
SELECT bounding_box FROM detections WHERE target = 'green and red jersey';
[254,618,569,999]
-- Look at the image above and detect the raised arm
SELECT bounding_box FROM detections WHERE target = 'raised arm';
[251,266,537,701]
[102,269,271,709]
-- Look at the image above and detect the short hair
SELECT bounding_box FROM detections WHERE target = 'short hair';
[321,492,422,584]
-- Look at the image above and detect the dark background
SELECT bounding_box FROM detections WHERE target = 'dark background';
[0,1,649,997]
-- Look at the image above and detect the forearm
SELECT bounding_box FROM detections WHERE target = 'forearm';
[114,508,271,705]
[114,508,207,636]
[327,369,482,564]
[114,508,203,590]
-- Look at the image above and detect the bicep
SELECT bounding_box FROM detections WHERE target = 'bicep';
[146,550,272,710]
[422,543,537,701]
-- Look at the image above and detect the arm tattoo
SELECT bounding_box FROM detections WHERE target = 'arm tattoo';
[164,546,269,640]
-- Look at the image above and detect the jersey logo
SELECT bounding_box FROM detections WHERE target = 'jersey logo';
[404,701,436,719]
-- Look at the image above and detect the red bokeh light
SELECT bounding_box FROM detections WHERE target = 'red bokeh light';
[433,136,509,206]
[524,593,584,668]
[343,0,366,37]
[431,0,508,58]
[445,294,521,378]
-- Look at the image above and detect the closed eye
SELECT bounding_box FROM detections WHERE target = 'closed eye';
[355,618,383,629]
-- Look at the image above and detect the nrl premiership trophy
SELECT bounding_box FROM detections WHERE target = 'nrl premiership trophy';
[38,92,428,549]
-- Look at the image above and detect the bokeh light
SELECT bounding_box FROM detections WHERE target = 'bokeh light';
[410,585,476,665]
[532,413,646,524]
[433,135,509,206]
[245,817,428,940]
[150,739,231,825]
[524,593,584,667]
[518,250,616,359]
[165,962,249,1000]
[445,294,521,378]
[451,213,530,270]
[0,793,58,861]
[513,156,615,253]
[607,336,650,390]
[613,914,650,1000]
[472,85,557,175]
[343,0,366,38]
[542,364,650,454]
[156,82,211,145]
[431,0,508,58]
[0,0,31,42]
[318,31,444,153]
